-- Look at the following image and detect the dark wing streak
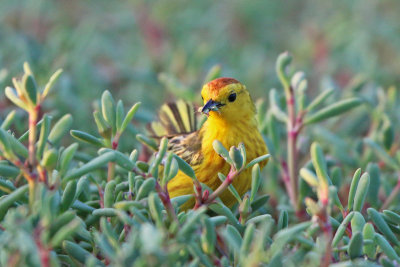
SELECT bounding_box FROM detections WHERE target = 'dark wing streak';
[168,131,204,166]
[187,102,197,132]
[167,103,186,133]
[147,100,203,166]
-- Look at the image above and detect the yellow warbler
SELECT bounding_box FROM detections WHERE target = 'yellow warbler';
[150,77,268,208]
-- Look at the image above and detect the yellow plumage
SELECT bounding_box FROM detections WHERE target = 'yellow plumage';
[152,77,268,209]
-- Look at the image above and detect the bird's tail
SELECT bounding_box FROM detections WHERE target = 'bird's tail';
[149,99,197,137]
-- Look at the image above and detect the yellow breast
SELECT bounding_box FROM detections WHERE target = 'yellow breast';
[199,115,268,206]
[167,113,268,208]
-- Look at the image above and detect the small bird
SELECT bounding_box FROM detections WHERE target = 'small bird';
[150,77,268,208]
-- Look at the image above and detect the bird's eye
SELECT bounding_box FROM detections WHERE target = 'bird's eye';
[201,96,204,101]
[228,93,237,102]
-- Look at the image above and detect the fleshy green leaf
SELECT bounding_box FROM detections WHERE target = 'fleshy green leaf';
[276,51,292,93]
[246,154,270,169]
[41,148,58,170]
[304,98,362,125]
[332,211,355,247]
[212,140,233,165]
[351,211,366,234]
[93,110,111,138]
[36,114,51,160]
[209,203,242,231]
[240,223,255,257]
[277,210,288,230]
[173,154,197,181]
[1,110,16,130]
[136,178,156,200]
[0,164,20,178]
[50,219,81,247]
[269,89,288,123]
[300,168,319,187]
[42,69,63,99]
[92,208,118,217]
[63,241,104,265]
[348,168,362,211]
[0,184,29,220]
[63,152,115,182]
[363,223,376,259]
[101,90,116,133]
[22,74,37,105]
[366,163,380,207]
[70,130,103,147]
[368,208,399,246]
[115,100,124,132]
[120,102,141,134]
[306,88,334,112]
[348,232,363,259]
[222,225,242,253]
[136,134,158,151]
[148,193,163,227]
[48,114,73,145]
[250,164,261,203]
[374,234,400,262]
[353,173,370,212]
[59,143,79,175]
[5,87,28,110]
[229,146,243,170]
[201,217,216,254]
[104,180,116,208]
[61,180,77,212]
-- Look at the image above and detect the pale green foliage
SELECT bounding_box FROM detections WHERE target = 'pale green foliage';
[0,54,399,267]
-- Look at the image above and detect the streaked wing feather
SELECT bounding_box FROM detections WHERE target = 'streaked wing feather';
[148,99,202,166]
[168,131,203,166]
[149,100,197,137]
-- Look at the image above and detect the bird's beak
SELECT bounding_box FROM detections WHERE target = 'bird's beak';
[201,99,222,116]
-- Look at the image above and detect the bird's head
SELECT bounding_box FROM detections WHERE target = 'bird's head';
[200,77,255,121]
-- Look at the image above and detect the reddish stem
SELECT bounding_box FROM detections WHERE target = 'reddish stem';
[193,179,204,209]
[34,226,50,267]
[320,223,333,267]
[204,167,239,205]
[155,182,179,224]
[280,160,295,206]
[286,86,300,212]
[381,173,400,210]
[28,105,40,168]
[107,134,120,182]
[112,133,120,150]
[37,166,47,184]
[98,185,105,209]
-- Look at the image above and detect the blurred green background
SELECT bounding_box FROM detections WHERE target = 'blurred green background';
[1,0,399,129]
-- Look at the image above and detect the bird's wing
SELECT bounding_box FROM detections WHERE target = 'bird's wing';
[168,131,204,166]
[149,99,197,137]
[149,100,204,166]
